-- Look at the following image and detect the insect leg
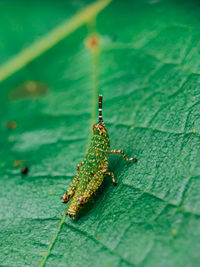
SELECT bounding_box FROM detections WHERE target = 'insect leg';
[107,150,137,162]
[105,172,117,186]
[78,169,105,206]
[77,161,84,171]
[61,173,80,203]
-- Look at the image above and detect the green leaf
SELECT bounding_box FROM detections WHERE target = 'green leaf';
[0,0,200,266]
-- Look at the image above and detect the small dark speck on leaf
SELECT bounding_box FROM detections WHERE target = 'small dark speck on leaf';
[85,34,99,51]
[21,166,29,175]
[96,237,100,240]
[9,81,49,101]
[14,160,25,167]
[5,121,17,129]
[90,38,98,47]
[172,229,178,236]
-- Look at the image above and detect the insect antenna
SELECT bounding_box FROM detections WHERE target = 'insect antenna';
[98,95,104,123]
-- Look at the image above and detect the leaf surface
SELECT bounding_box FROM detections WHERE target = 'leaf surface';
[0,0,200,267]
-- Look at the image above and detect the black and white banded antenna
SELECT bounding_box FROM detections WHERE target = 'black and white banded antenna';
[98,95,103,123]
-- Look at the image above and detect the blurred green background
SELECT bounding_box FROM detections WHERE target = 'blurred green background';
[0,0,200,266]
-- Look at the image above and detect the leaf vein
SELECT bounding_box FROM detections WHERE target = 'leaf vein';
[0,0,111,83]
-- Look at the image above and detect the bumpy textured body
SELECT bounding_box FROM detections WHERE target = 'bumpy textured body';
[61,95,137,218]
[61,123,110,217]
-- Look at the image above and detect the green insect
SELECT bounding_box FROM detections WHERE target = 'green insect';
[61,95,137,218]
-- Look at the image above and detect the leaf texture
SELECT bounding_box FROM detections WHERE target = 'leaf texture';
[0,0,200,267]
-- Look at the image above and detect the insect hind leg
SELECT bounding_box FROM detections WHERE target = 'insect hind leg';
[61,174,80,203]
[78,169,105,206]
